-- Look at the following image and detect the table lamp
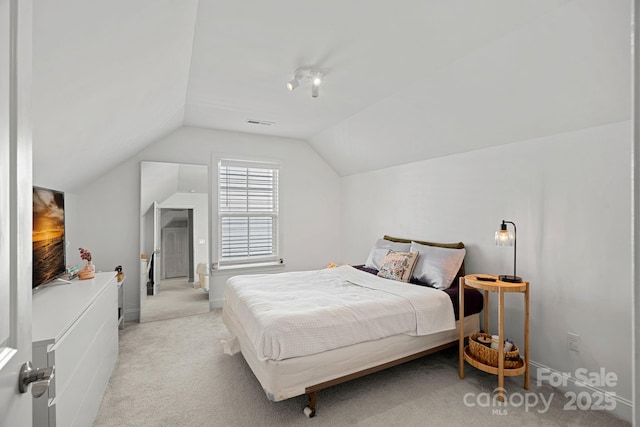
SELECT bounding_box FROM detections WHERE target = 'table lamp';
[495,220,522,283]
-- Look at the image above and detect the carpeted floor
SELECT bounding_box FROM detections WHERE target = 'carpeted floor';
[94,310,630,427]
[140,277,210,323]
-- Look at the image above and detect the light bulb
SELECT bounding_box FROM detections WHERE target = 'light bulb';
[312,76,322,86]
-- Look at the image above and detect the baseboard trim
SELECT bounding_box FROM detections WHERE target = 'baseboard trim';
[530,360,632,423]
[210,297,223,309]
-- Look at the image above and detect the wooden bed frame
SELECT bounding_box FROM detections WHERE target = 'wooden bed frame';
[302,339,463,417]
[223,303,481,418]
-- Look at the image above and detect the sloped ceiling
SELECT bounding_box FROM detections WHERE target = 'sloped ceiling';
[310,0,631,175]
[32,0,199,191]
[32,0,630,191]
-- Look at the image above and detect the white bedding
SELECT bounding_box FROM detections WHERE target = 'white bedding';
[223,265,456,361]
[223,305,480,401]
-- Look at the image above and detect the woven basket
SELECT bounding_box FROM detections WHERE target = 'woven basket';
[468,333,522,369]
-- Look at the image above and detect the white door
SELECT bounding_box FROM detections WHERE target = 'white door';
[162,227,188,278]
[0,0,34,425]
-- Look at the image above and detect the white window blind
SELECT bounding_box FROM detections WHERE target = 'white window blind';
[218,159,279,266]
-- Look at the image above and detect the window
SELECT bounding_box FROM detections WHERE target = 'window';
[217,159,280,267]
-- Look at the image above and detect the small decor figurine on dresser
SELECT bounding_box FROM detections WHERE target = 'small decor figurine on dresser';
[115,265,124,282]
[78,247,95,280]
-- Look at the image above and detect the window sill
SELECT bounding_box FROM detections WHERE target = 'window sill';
[212,261,285,274]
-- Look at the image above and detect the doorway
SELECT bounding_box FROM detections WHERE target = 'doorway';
[160,208,192,280]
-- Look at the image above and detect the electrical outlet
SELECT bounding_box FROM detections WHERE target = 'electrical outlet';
[567,333,580,352]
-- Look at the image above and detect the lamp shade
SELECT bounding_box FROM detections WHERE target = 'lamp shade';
[495,228,514,247]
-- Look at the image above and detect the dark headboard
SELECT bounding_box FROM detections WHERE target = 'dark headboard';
[382,235,466,280]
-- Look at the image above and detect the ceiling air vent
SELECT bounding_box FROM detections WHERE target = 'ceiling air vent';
[246,119,275,126]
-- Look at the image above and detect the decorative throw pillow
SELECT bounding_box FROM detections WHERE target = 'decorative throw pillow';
[364,239,411,270]
[377,251,419,282]
[409,241,466,289]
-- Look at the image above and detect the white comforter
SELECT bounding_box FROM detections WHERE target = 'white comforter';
[223,265,456,361]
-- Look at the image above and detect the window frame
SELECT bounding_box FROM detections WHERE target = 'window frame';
[213,156,282,269]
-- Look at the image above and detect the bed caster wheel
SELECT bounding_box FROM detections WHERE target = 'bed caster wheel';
[303,406,316,418]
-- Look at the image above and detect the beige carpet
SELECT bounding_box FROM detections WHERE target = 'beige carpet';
[94,310,630,427]
[140,277,210,323]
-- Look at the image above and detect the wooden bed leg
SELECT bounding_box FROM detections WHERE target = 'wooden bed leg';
[303,392,317,418]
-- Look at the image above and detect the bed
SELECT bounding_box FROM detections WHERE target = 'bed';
[222,236,484,417]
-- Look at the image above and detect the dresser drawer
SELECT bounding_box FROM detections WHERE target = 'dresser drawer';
[32,272,120,427]
[53,318,118,427]
[48,283,116,398]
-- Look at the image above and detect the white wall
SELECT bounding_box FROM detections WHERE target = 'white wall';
[140,162,181,214]
[341,120,632,418]
[73,126,342,319]
[61,192,79,266]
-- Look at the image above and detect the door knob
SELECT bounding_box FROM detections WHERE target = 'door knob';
[19,361,55,398]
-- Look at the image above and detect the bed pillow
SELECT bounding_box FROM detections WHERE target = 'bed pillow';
[377,251,418,282]
[384,235,466,278]
[364,239,411,270]
[410,241,466,289]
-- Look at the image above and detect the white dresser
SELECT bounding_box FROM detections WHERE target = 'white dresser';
[32,272,119,427]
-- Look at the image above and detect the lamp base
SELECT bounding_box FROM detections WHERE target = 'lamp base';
[499,275,522,283]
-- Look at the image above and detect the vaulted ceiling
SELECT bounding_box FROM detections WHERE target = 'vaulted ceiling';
[32,0,631,191]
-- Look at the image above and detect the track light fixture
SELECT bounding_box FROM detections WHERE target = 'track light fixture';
[286,67,323,98]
